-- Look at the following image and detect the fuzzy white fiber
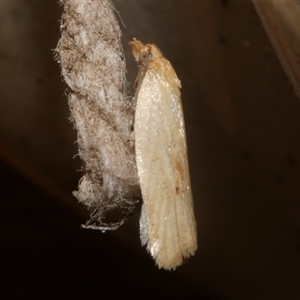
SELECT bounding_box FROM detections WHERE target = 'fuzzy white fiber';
[56,0,140,230]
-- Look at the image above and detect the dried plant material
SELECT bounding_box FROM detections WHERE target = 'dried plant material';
[56,0,141,230]
[130,39,197,270]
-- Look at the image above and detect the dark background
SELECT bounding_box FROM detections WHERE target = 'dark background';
[1,1,300,299]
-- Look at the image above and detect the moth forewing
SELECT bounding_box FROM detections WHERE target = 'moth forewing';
[131,40,197,270]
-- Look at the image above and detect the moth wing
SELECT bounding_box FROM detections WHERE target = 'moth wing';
[135,69,197,270]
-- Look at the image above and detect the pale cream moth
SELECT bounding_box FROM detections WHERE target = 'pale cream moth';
[130,39,198,270]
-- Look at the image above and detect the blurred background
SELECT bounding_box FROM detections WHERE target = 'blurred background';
[1,0,300,299]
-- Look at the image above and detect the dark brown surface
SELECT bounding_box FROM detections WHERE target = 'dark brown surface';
[1,1,300,299]
[0,159,212,299]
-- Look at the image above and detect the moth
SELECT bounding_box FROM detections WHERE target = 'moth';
[130,39,198,270]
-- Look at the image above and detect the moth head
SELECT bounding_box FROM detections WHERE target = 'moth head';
[138,47,152,67]
[129,38,164,66]
[129,39,149,60]
[129,38,164,62]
